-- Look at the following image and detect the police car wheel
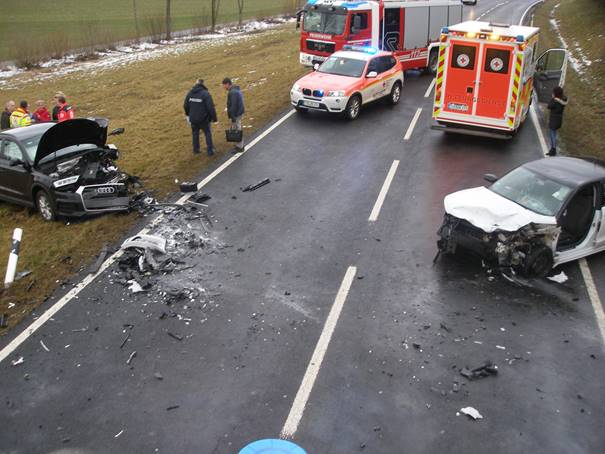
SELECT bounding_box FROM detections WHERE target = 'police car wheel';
[36,190,56,222]
[345,95,361,121]
[389,82,402,105]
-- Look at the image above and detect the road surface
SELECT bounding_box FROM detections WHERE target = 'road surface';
[2,1,604,453]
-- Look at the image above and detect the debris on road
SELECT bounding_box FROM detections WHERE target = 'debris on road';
[459,407,483,420]
[547,271,569,284]
[166,405,180,411]
[114,430,124,438]
[122,234,167,255]
[127,280,144,294]
[11,356,24,366]
[191,192,211,204]
[126,351,137,365]
[460,361,498,380]
[242,178,271,192]
[0,313,7,328]
[179,181,198,192]
[14,270,32,281]
[168,332,183,341]
[154,372,164,380]
[40,340,50,352]
[89,245,109,275]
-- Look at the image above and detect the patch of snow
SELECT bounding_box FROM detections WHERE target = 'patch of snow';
[548,9,592,79]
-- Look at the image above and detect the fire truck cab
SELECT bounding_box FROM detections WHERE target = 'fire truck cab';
[432,21,569,138]
[299,0,463,72]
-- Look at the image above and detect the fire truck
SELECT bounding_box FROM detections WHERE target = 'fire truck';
[299,0,464,71]
[432,21,569,137]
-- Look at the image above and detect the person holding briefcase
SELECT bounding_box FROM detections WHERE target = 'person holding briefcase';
[222,77,245,152]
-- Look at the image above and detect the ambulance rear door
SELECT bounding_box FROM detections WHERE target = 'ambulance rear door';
[475,43,514,119]
[534,48,569,102]
[442,40,480,116]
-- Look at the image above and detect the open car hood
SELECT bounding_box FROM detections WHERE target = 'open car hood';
[35,118,108,166]
[444,186,557,233]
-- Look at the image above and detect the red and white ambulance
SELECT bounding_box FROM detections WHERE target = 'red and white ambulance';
[432,21,568,137]
[299,0,463,72]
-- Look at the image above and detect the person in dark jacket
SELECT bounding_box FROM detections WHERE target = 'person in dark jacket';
[1,100,15,130]
[51,92,65,121]
[547,86,568,156]
[184,79,218,156]
[222,77,245,152]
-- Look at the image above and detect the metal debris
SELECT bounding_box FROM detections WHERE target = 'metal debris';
[126,351,137,365]
[242,178,271,192]
[460,361,498,380]
[168,332,183,341]
[11,356,24,366]
[459,407,483,420]
[89,245,109,275]
[179,181,198,192]
[40,340,50,352]
[122,234,167,254]
[128,280,144,293]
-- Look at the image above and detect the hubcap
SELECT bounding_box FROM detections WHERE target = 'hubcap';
[393,86,401,102]
[350,99,360,118]
[38,194,53,220]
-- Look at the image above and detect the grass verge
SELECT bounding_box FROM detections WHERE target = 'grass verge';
[0,25,306,335]
[533,0,605,159]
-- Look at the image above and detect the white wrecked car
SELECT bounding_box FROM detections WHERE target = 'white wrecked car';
[437,157,605,277]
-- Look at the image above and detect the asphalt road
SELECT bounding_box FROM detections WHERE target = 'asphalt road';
[2,1,605,453]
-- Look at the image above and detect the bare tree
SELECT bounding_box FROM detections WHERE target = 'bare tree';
[132,0,140,42]
[165,0,172,41]
[237,0,245,27]
[211,0,221,33]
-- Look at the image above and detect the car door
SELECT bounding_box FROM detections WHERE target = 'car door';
[364,57,382,102]
[534,49,569,102]
[0,139,33,204]
[443,41,480,116]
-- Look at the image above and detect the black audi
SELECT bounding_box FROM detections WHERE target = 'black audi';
[0,118,133,221]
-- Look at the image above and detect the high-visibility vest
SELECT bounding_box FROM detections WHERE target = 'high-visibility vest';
[10,109,31,128]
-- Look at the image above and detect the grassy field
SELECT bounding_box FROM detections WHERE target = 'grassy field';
[0,0,302,62]
[533,0,605,159]
[0,25,307,334]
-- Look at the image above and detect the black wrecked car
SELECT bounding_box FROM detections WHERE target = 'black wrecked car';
[0,118,135,221]
[437,157,605,277]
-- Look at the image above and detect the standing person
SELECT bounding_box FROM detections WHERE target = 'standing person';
[56,95,75,122]
[222,77,245,152]
[32,100,51,123]
[1,100,15,130]
[184,79,218,156]
[547,86,568,156]
[10,101,32,128]
[51,92,65,121]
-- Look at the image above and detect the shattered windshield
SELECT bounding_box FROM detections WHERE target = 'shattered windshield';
[490,166,572,216]
[303,11,346,35]
[318,56,366,78]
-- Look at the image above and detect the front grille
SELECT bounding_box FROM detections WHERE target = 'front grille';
[303,88,312,96]
[79,184,130,211]
[302,88,324,98]
[306,40,335,54]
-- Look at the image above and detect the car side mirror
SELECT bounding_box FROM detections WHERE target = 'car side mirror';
[9,159,30,170]
[484,173,498,183]
[366,71,378,78]
[313,63,320,71]
[109,127,125,136]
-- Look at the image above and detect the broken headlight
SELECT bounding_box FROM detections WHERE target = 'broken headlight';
[53,175,80,188]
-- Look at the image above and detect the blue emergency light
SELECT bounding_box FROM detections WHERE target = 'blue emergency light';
[343,44,378,54]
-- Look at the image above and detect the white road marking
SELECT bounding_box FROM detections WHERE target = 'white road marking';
[520,0,544,26]
[280,266,357,439]
[579,258,605,346]
[530,104,549,157]
[0,109,297,364]
[404,108,423,140]
[368,160,400,222]
[424,78,436,98]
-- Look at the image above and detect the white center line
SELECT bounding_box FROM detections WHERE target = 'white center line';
[579,258,605,347]
[424,78,436,98]
[529,104,549,157]
[0,109,297,364]
[368,160,400,222]
[404,107,423,141]
[280,266,357,439]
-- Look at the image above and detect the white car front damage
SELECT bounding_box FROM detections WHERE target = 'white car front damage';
[437,187,561,274]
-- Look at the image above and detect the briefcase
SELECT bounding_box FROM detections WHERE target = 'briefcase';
[225,127,243,143]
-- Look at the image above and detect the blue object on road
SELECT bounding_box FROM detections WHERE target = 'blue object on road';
[239,439,307,454]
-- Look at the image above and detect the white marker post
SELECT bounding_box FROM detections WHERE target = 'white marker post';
[4,228,23,289]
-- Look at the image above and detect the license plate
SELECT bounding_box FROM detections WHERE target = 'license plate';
[303,100,320,108]
[447,102,469,112]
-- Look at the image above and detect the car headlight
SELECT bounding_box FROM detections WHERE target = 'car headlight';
[292,83,302,93]
[53,175,79,188]
[327,90,345,97]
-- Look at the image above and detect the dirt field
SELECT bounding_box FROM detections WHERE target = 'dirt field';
[0,25,307,334]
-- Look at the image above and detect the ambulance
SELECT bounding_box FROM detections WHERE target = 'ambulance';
[299,0,464,72]
[431,21,569,138]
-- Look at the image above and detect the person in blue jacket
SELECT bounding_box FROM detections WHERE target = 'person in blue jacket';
[222,77,245,152]
[184,79,218,156]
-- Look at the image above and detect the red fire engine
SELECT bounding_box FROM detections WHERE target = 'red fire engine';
[432,21,568,137]
[299,0,463,71]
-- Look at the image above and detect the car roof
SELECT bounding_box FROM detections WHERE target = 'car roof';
[524,157,605,187]
[0,123,55,141]
[332,50,393,61]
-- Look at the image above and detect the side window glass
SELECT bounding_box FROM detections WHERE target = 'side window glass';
[367,58,379,73]
[350,13,369,33]
[0,141,23,161]
[451,45,476,70]
[484,48,510,74]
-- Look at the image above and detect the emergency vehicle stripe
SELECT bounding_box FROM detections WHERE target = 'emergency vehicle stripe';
[434,42,447,116]
[508,53,523,119]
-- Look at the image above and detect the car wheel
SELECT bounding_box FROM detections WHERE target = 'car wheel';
[389,82,402,105]
[35,190,56,222]
[344,95,361,121]
[522,245,553,278]
[426,48,439,75]
[295,106,308,114]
